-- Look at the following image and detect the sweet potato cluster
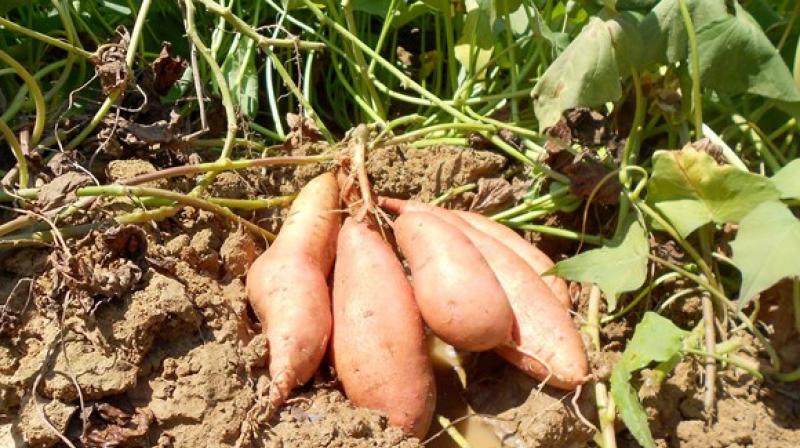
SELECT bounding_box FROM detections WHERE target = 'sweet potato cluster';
[246,172,588,438]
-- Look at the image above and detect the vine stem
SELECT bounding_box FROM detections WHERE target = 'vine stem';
[648,254,781,373]
[65,0,154,151]
[0,49,46,149]
[193,0,324,49]
[698,225,717,420]
[0,119,28,188]
[76,186,275,241]
[0,60,63,128]
[119,154,332,186]
[196,0,334,142]
[297,0,567,182]
[0,16,94,58]
[583,285,617,448]
[185,0,236,164]
[678,0,703,139]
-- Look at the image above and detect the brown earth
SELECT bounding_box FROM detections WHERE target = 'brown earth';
[1,140,798,448]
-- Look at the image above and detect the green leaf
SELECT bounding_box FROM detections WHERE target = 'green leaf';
[550,217,648,311]
[731,201,800,306]
[531,15,643,130]
[771,159,800,200]
[222,35,259,119]
[647,146,781,238]
[454,0,496,77]
[611,312,689,448]
[697,4,800,102]
[638,0,728,66]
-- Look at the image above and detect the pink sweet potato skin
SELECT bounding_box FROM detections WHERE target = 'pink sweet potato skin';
[452,210,572,308]
[379,197,571,309]
[246,172,341,408]
[332,218,436,439]
[393,211,513,352]
[380,199,587,389]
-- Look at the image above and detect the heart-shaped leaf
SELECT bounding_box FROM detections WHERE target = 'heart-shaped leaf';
[731,201,800,306]
[647,146,780,238]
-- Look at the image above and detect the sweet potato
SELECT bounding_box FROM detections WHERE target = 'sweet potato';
[381,199,587,389]
[380,197,571,309]
[332,218,436,439]
[393,211,513,351]
[246,172,340,409]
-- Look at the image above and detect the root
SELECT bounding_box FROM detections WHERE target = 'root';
[349,124,375,222]
[571,383,598,432]
[514,345,554,390]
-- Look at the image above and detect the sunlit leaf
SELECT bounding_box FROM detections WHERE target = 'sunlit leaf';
[697,4,800,102]
[531,15,642,130]
[771,159,800,200]
[647,146,781,238]
[222,35,259,119]
[550,217,648,311]
[611,312,689,448]
[454,0,496,78]
[731,201,800,306]
[638,0,728,66]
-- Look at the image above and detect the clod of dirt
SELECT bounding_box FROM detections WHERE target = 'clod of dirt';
[208,171,258,199]
[16,393,77,447]
[627,351,800,448]
[38,272,199,402]
[35,171,92,212]
[179,228,222,275]
[367,144,506,203]
[266,388,421,448]
[466,356,595,448]
[106,159,166,188]
[220,230,259,279]
[129,340,256,447]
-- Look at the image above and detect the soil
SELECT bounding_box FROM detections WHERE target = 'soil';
[1,139,799,448]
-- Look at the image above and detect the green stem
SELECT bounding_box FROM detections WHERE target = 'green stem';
[682,348,763,380]
[385,122,495,145]
[602,272,682,323]
[76,185,275,240]
[65,0,153,151]
[0,49,46,148]
[506,223,604,245]
[0,187,38,202]
[342,0,386,120]
[194,0,324,49]
[678,0,703,139]
[648,254,781,372]
[430,183,477,206]
[208,195,295,210]
[0,119,28,188]
[186,0,236,163]
[298,0,552,175]
[0,223,99,249]
[0,16,93,58]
